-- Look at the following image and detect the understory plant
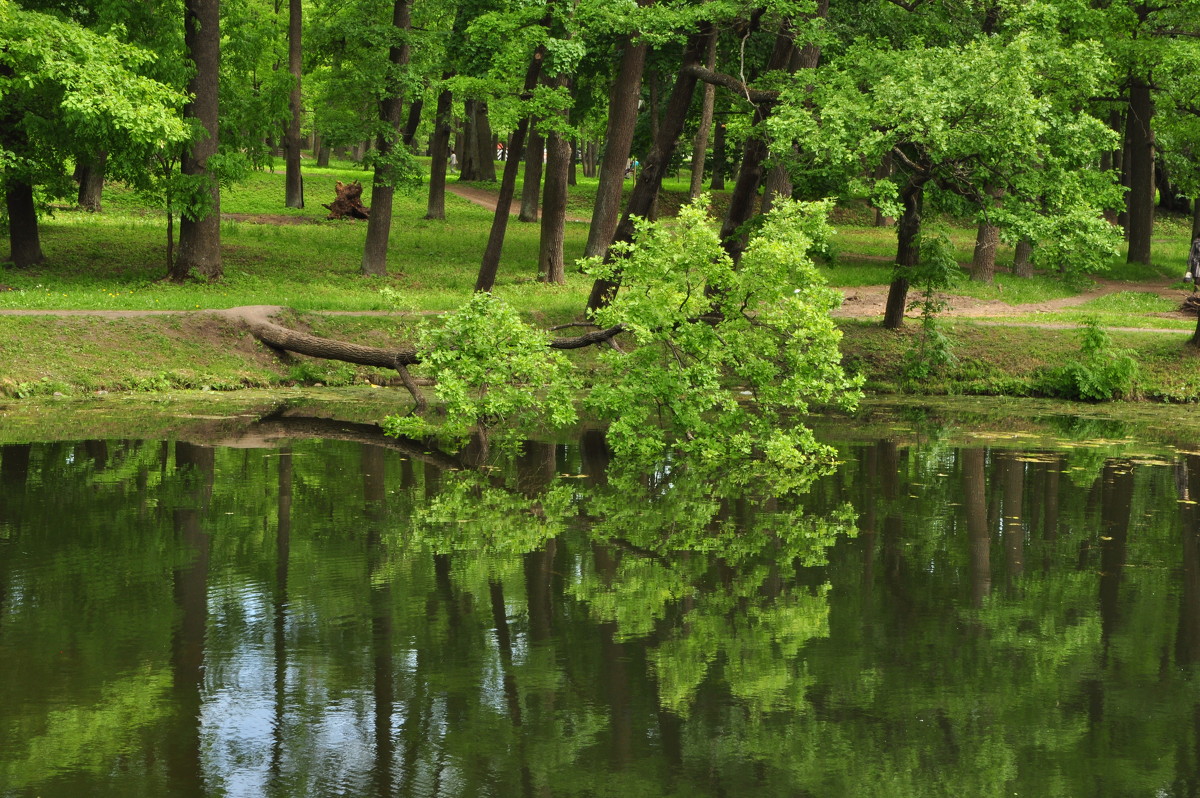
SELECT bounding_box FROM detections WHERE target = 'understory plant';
[1035,317,1138,400]
[901,232,962,385]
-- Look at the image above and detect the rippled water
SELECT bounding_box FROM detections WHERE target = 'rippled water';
[2,414,1200,797]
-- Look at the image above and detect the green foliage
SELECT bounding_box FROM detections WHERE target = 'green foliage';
[901,233,962,384]
[587,197,862,477]
[383,292,580,447]
[1035,318,1139,401]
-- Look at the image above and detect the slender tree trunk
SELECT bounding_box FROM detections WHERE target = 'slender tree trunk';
[963,448,991,608]
[709,111,727,190]
[1125,75,1155,265]
[402,98,423,147]
[425,86,453,220]
[883,177,926,329]
[174,0,221,282]
[520,126,545,222]
[475,33,551,292]
[1192,197,1200,243]
[460,98,480,179]
[76,150,106,212]
[689,34,718,200]
[539,79,572,284]
[317,140,331,167]
[583,34,648,259]
[283,0,304,208]
[568,139,578,186]
[4,180,44,267]
[361,0,413,277]
[586,27,711,311]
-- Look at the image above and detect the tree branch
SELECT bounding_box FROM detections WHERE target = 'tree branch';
[681,64,780,104]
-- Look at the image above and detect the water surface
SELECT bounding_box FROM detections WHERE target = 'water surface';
[2,411,1199,797]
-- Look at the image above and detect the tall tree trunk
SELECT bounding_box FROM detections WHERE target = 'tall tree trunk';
[520,126,545,222]
[568,139,578,186]
[539,87,572,284]
[426,86,453,220]
[5,180,44,267]
[475,31,551,292]
[709,110,727,190]
[473,102,497,182]
[718,18,806,265]
[76,150,106,212]
[174,0,221,282]
[1192,198,1200,243]
[586,27,711,311]
[283,0,304,208]
[971,217,1000,282]
[1125,75,1155,265]
[402,98,423,146]
[1013,239,1033,277]
[883,177,926,329]
[583,34,648,259]
[361,0,413,277]
[689,34,718,200]
[317,139,331,167]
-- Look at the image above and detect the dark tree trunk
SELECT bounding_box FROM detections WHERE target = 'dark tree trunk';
[76,150,106,212]
[317,140,331,167]
[963,448,991,608]
[174,0,221,282]
[402,98,423,147]
[587,27,711,311]
[1014,239,1033,277]
[689,34,718,200]
[568,140,578,186]
[539,109,571,283]
[460,99,480,179]
[1125,75,1155,265]
[283,0,304,209]
[520,126,545,222]
[1193,198,1200,243]
[475,33,551,292]
[760,164,792,213]
[425,86,453,220]
[971,218,1000,282]
[883,178,926,329]
[472,102,497,182]
[583,34,647,259]
[361,0,413,277]
[709,111,727,190]
[5,180,44,267]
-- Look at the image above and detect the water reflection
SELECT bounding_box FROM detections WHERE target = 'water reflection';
[2,425,1200,796]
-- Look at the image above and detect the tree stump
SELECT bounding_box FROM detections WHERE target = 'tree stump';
[323,181,370,220]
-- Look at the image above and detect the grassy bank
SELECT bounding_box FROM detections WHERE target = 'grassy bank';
[2,160,1199,402]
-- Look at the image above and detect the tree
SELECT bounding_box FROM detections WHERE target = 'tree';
[173,0,223,281]
[284,0,304,208]
[774,30,1121,327]
[0,1,186,268]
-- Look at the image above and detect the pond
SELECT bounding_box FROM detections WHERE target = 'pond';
[2,398,1200,797]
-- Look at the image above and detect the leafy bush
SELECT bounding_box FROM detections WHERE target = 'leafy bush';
[901,233,962,384]
[1034,318,1138,400]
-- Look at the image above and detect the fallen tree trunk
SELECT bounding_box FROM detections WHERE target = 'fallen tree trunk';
[223,307,626,372]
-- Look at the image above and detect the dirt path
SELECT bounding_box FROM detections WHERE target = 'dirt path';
[832,277,1193,325]
[446,184,591,223]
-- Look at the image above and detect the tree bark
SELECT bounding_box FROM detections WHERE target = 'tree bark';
[709,111,727,190]
[317,140,331,167]
[971,218,1000,282]
[475,39,550,292]
[425,86,453,220]
[587,27,711,311]
[283,0,304,209]
[520,126,545,222]
[689,34,718,200]
[174,0,221,282]
[883,178,926,329]
[1125,74,1155,265]
[5,180,44,267]
[583,34,648,259]
[1013,239,1033,277]
[361,0,413,277]
[539,110,571,283]
[76,150,106,212]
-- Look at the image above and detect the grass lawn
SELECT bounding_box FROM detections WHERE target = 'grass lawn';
[2,157,1199,401]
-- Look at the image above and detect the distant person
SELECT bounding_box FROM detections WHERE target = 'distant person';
[449,150,458,173]
[497,142,504,161]
[1188,236,1200,291]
